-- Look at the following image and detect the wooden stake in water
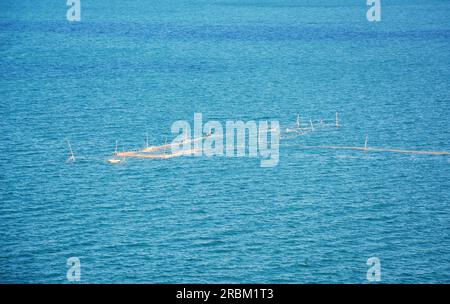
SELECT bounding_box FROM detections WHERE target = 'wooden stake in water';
[310,118,314,131]
[364,135,369,150]
[67,140,75,162]
[336,112,340,128]
[296,114,301,129]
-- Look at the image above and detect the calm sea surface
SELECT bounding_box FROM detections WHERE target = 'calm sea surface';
[1,0,450,283]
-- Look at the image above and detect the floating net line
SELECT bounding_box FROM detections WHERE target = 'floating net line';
[298,145,450,156]
[65,112,450,163]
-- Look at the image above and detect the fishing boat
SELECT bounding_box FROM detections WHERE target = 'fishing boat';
[108,141,124,164]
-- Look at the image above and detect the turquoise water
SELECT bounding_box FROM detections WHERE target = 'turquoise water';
[1,0,450,283]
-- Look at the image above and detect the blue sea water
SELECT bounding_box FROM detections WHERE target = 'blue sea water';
[1,0,450,283]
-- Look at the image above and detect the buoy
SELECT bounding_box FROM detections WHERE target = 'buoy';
[108,158,122,164]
